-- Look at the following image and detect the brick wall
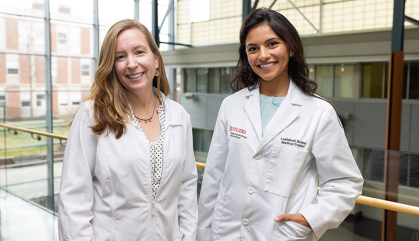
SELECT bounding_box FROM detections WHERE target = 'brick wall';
[6,18,18,50]
[71,58,80,84]
[7,86,20,117]
[81,28,90,55]
[35,56,45,83]
[19,55,30,84]
[58,57,68,84]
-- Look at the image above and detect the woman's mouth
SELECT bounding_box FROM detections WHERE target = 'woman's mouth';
[127,73,144,79]
[259,62,276,69]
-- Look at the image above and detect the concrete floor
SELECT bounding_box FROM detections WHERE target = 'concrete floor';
[0,190,58,241]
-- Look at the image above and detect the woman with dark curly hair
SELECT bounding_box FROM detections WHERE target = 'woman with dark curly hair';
[197,8,363,241]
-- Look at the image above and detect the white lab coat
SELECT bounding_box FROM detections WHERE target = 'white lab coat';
[197,81,363,241]
[58,94,198,241]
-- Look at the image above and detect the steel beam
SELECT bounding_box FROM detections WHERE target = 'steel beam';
[134,0,139,21]
[251,0,259,11]
[242,0,251,21]
[287,0,318,32]
[382,0,405,240]
[152,0,159,47]
[269,0,277,9]
[44,0,54,212]
[405,15,419,27]
[93,0,99,73]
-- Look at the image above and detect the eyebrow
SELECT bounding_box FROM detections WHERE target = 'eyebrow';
[246,37,281,47]
[115,44,146,55]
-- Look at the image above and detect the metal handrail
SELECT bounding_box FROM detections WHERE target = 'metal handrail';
[0,123,67,140]
[1,123,418,217]
[194,163,419,217]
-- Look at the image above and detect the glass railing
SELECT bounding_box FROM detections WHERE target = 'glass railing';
[0,107,418,240]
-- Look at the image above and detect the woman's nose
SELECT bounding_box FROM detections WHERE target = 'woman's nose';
[259,47,270,61]
[127,55,138,68]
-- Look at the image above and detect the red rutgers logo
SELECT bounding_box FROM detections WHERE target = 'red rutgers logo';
[229,126,247,135]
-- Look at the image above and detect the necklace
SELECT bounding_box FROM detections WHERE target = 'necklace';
[134,94,156,123]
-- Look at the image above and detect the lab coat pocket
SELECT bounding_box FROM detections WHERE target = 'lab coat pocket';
[265,145,310,197]
[211,184,226,239]
[274,221,313,241]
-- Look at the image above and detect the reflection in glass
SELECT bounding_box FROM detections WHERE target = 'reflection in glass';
[185,68,195,92]
[316,65,334,97]
[334,64,354,98]
[362,63,386,98]
[208,68,218,93]
[196,68,207,93]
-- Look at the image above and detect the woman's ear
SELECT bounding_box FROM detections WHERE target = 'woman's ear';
[154,54,159,69]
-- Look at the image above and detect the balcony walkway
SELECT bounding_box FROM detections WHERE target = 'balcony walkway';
[0,189,58,241]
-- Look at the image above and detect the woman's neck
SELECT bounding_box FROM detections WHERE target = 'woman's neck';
[259,76,290,97]
[127,87,156,111]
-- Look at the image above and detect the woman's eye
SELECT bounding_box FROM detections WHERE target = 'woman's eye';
[115,55,124,60]
[248,47,256,52]
[269,42,278,47]
[136,50,144,55]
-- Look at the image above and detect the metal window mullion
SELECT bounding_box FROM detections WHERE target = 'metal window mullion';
[216,68,221,94]
[406,62,410,99]
[332,65,335,97]
[44,0,54,212]
[319,0,323,34]
[93,0,99,73]
[134,0,139,21]
[382,63,386,98]
[195,69,197,93]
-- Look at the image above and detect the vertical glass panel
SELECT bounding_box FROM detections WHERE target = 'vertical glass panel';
[316,65,334,97]
[362,63,385,98]
[99,0,134,26]
[50,0,93,24]
[220,67,232,94]
[139,0,152,31]
[334,64,354,98]
[185,68,195,92]
[403,63,408,99]
[208,68,218,93]
[0,0,44,18]
[51,21,93,57]
[409,62,419,99]
[196,68,207,93]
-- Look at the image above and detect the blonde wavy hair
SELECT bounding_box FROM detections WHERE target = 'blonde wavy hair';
[87,19,170,139]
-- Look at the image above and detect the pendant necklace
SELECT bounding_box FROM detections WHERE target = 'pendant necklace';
[134,94,156,123]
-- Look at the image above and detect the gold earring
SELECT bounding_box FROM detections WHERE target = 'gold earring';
[154,70,159,77]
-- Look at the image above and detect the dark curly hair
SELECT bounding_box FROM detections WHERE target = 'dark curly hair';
[230,8,317,96]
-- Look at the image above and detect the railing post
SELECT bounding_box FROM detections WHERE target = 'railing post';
[44,0,54,212]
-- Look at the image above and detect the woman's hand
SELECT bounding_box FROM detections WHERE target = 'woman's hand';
[274,213,311,228]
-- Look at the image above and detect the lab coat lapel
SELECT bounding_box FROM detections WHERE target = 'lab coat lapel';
[256,81,302,153]
[243,88,262,142]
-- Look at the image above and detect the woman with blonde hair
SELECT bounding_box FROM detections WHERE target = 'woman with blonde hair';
[58,19,197,241]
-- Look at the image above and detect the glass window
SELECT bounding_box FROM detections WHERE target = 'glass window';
[185,68,196,92]
[6,54,20,84]
[220,68,232,94]
[208,68,218,93]
[316,65,334,97]
[192,128,214,153]
[99,0,134,26]
[36,94,46,107]
[409,62,419,99]
[50,0,93,24]
[362,63,386,98]
[334,64,354,98]
[196,68,207,93]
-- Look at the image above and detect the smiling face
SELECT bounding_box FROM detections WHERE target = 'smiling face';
[114,28,158,96]
[245,24,292,86]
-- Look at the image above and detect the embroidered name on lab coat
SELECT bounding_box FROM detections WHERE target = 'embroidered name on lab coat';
[280,137,306,148]
[229,126,247,139]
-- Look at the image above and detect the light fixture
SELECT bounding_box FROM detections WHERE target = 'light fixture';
[226,67,230,74]
[309,65,314,73]
[205,68,208,74]
[341,64,345,72]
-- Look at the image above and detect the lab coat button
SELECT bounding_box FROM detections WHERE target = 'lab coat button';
[247,187,254,194]
[242,219,249,226]
[254,154,261,160]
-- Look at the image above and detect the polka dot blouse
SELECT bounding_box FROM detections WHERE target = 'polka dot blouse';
[129,102,166,200]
